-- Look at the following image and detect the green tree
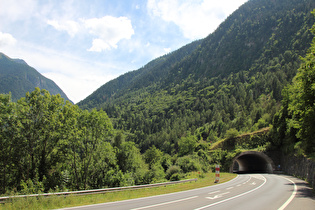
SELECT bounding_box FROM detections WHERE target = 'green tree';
[17,88,65,183]
[117,142,148,185]
[143,146,163,168]
[178,134,198,156]
[59,101,82,190]
[225,128,239,139]
[0,94,21,193]
[77,109,113,189]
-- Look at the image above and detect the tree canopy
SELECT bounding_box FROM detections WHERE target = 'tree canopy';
[272,10,315,156]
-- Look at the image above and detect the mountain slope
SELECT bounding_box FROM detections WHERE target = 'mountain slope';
[78,0,315,153]
[0,53,71,102]
[79,39,202,109]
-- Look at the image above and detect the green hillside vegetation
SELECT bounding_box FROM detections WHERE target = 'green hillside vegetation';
[78,0,315,155]
[0,88,214,194]
[0,53,71,102]
[271,11,315,156]
[1,0,315,197]
[210,127,271,151]
[80,39,202,108]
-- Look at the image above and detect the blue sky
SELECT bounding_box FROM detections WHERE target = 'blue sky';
[0,0,247,103]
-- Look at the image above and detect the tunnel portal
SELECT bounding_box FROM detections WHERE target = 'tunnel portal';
[230,151,275,173]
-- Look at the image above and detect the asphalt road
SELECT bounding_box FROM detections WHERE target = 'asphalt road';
[60,174,315,210]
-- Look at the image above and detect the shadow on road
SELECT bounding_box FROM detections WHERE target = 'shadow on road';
[284,177,315,200]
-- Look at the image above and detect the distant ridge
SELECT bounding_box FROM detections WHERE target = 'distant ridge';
[0,52,71,102]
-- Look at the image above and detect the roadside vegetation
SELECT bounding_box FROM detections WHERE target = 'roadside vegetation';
[0,172,236,210]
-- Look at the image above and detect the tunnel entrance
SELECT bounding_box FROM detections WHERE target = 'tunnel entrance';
[230,151,275,173]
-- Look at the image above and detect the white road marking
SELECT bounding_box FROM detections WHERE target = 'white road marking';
[206,192,230,200]
[243,176,252,184]
[226,187,234,190]
[206,196,219,200]
[237,184,241,187]
[131,196,198,210]
[278,177,297,210]
[194,175,267,210]
[208,190,220,195]
[250,174,266,181]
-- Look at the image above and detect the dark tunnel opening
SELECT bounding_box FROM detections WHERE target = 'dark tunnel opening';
[231,152,275,174]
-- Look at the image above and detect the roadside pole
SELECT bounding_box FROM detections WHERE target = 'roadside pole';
[214,165,220,183]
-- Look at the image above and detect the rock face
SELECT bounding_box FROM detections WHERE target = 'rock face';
[282,155,315,189]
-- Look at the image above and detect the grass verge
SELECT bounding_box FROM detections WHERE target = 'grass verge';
[0,172,236,210]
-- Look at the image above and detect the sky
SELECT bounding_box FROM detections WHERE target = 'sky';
[0,0,248,103]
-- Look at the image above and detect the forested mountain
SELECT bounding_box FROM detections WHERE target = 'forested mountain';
[78,0,315,154]
[0,53,71,102]
[80,39,203,108]
[1,0,315,195]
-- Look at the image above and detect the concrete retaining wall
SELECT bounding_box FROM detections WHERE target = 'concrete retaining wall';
[281,154,315,189]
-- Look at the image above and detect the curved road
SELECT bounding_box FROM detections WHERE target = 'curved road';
[60,174,314,210]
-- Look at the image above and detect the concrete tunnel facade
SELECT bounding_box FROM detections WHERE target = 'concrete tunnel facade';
[229,151,276,173]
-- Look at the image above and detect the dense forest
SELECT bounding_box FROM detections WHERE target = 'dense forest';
[1,0,315,195]
[0,88,223,194]
[78,0,315,154]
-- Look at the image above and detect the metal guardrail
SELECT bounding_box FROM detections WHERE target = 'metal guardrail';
[0,178,197,203]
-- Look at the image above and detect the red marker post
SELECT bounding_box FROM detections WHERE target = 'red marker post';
[214,165,220,183]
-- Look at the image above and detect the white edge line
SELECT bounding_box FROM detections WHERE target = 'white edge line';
[278,177,297,210]
[194,175,267,210]
[130,196,198,210]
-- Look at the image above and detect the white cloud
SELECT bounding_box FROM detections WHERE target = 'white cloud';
[88,39,111,52]
[43,70,117,103]
[47,19,80,37]
[147,0,247,40]
[46,15,135,52]
[0,32,17,46]
[84,16,135,51]
[164,47,171,53]
[0,0,37,22]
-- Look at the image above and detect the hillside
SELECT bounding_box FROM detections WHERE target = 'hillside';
[78,0,315,153]
[79,39,202,108]
[0,52,71,102]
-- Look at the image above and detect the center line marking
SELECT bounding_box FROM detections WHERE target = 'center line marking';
[131,196,198,210]
[208,191,220,195]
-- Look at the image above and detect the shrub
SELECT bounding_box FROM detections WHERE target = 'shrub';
[175,155,201,173]
[225,128,239,139]
[166,165,181,180]
[169,173,181,181]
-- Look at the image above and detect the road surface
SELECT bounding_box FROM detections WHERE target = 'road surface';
[60,174,314,210]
